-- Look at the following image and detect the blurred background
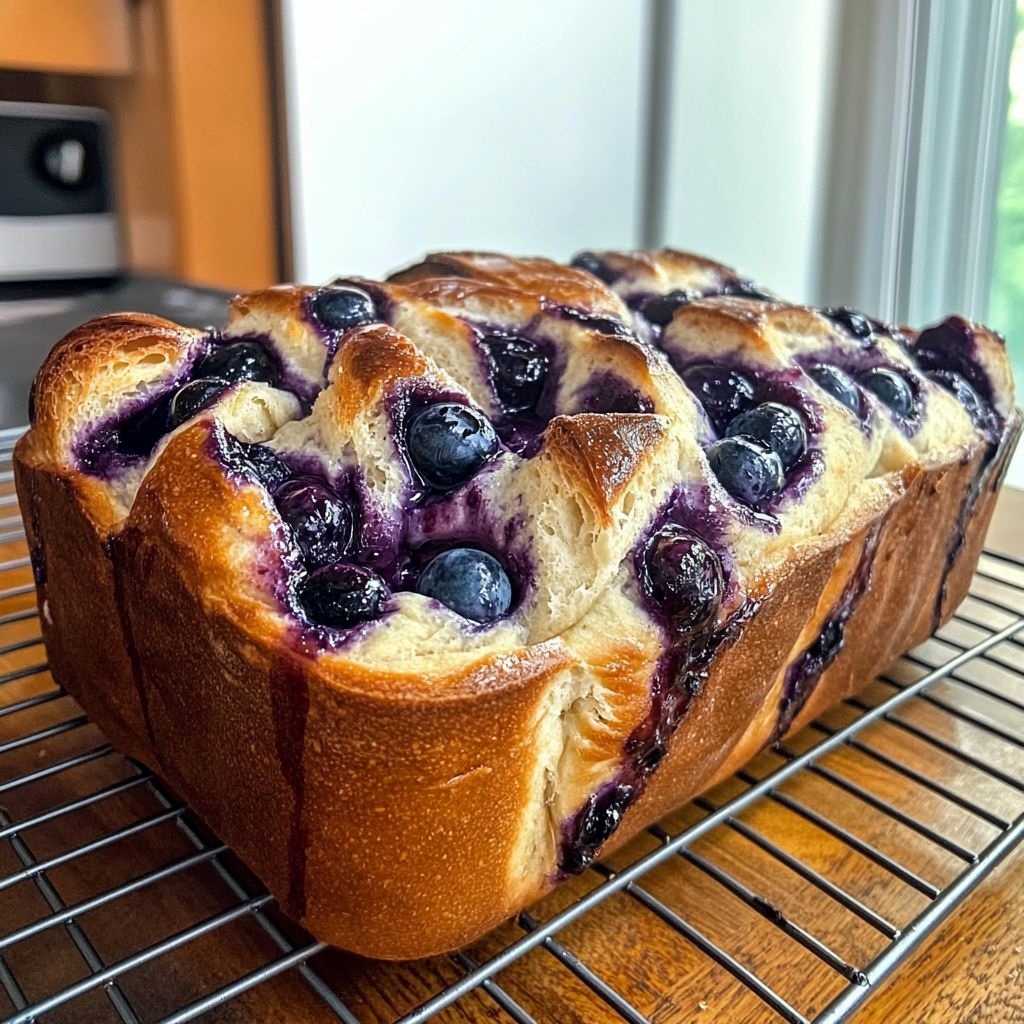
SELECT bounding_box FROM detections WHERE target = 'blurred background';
[1,0,1022,481]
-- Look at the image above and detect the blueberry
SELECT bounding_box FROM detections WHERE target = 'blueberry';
[636,744,667,773]
[276,477,355,566]
[406,402,499,489]
[482,336,549,414]
[299,563,388,628]
[681,364,756,429]
[569,251,619,284]
[312,286,376,332]
[643,525,724,631]
[561,310,634,338]
[167,377,229,429]
[574,784,636,853]
[241,443,291,491]
[639,289,694,327]
[721,278,773,301]
[198,340,280,386]
[726,402,808,469]
[417,548,512,623]
[807,364,861,414]
[925,369,986,422]
[116,396,174,457]
[820,306,872,340]
[220,436,292,491]
[579,378,654,414]
[859,368,913,417]
[707,435,784,505]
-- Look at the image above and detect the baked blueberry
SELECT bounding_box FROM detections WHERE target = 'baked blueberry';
[807,364,861,414]
[569,251,619,284]
[639,289,694,327]
[238,443,291,491]
[821,306,872,340]
[643,525,724,632]
[925,369,986,421]
[115,396,174,457]
[721,278,773,301]
[576,784,636,850]
[726,402,808,469]
[198,340,280,386]
[276,477,355,566]
[312,286,376,332]
[482,336,549,414]
[859,368,913,417]
[636,743,667,773]
[219,433,291,491]
[406,402,499,489]
[417,548,512,623]
[299,563,388,628]
[681,364,756,429]
[167,377,229,429]
[707,435,784,505]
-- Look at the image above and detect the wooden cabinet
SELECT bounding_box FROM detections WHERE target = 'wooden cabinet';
[0,0,282,291]
[0,0,132,76]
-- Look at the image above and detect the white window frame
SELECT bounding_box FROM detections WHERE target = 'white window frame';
[817,0,1015,326]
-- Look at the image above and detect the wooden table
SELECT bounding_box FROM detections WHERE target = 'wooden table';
[0,473,1021,1024]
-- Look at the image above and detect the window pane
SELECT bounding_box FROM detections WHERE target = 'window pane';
[989,0,1024,486]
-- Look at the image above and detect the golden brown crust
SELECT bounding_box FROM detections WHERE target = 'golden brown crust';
[389,251,628,319]
[543,414,668,526]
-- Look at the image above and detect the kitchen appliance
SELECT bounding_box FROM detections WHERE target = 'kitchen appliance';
[0,102,233,432]
[0,101,120,282]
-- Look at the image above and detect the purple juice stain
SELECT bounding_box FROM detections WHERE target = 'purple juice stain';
[210,413,531,646]
[73,333,308,479]
[557,486,753,875]
[774,522,884,740]
[573,370,655,415]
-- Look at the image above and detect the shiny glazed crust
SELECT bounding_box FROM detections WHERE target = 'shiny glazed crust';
[14,249,1020,958]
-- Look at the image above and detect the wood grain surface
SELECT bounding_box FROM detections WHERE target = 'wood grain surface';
[0,468,1021,1024]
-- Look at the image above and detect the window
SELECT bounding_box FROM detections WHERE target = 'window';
[990,0,1024,486]
[991,0,1024,386]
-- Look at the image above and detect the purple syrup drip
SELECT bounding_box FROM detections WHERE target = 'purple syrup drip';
[572,370,656,415]
[774,522,884,740]
[913,317,1005,444]
[931,415,1021,631]
[74,343,210,477]
[74,332,314,480]
[544,301,637,340]
[557,485,752,875]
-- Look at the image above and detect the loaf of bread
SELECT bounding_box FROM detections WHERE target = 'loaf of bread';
[14,249,1019,959]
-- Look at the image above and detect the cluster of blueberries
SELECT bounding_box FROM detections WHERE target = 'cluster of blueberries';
[680,363,809,507]
[224,398,514,632]
[126,285,520,632]
[568,252,1000,500]
[249,394,516,632]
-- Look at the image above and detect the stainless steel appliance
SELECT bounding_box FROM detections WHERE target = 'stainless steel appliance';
[0,101,120,282]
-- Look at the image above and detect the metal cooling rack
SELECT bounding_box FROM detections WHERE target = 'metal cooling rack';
[0,422,1022,1023]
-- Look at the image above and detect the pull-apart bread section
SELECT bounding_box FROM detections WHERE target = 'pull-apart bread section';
[15,248,1019,958]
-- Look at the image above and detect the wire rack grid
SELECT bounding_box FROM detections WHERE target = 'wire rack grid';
[0,423,1022,1024]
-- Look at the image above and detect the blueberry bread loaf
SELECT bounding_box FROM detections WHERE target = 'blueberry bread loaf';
[14,249,1019,959]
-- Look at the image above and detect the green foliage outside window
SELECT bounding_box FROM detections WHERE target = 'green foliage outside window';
[990,0,1024,383]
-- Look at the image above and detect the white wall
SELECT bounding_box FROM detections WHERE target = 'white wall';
[663,0,841,303]
[283,0,843,303]
[282,0,648,282]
